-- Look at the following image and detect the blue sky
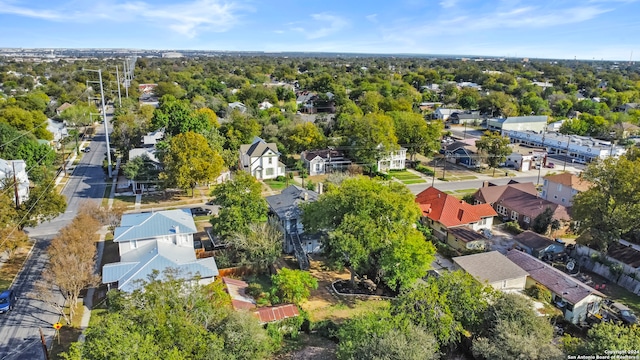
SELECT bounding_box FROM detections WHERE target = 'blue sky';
[1,0,639,60]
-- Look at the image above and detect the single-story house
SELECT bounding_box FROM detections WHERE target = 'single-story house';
[228,101,247,113]
[505,144,546,172]
[46,118,68,145]
[487,115,548,134]
[434,108,464,121]
[102,209,219,292]
[453,251,529,292]
[612,122,640,139]
[415,187,497,245]
[301,149,352,176]
[513,231,564,259]
[506,250,605,324]
[473,181,571,230]
[449,111,482,125]
[444,140,480,168]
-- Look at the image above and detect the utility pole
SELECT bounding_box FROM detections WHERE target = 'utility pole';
[123,60,129,98]
[12,161,20,208]
[562,135,571,171]
[83,68,113,178]
[115,65,122,107]
[536,130,547,186]
[442,154,447,180]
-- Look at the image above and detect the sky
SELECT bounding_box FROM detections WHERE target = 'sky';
[1,0,640,60]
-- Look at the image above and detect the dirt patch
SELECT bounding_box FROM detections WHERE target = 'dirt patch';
[301,257,351,315]
[279,333,337,360]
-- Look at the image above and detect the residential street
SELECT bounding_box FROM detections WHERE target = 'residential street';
[0,118,111,359]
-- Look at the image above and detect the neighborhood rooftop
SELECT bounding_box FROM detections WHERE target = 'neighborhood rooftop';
[506,250,605,304]
[113,209,198,243]
[513,230,556,251]
[265,185,318,221]
[453,251,529,284]
[416,187,497,227]
[543,173,592,192]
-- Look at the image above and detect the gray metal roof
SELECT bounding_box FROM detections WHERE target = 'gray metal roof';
[102,240,219,292]
[265,185,318,221]
[453,251,529,284]
[239,137,279,157]
[114,209,197,243]
[504,115,548,124]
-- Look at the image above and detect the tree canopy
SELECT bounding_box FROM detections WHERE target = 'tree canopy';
[475,131,512,175]
[302,176,435,290]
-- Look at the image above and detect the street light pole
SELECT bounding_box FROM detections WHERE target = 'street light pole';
[83,68,113,178]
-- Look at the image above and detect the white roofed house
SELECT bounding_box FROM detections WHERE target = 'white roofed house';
[0,159,29,206]
[239,137,285,180]
[102,209,219,292]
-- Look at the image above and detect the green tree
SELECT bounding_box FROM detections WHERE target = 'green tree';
[282,121,325,153]
[210,171,267,238]
[573,155,640,250]
[472,293,563,360]
[336,309,439,360]
[17,171,67,229]
[388,111,442,161]
[476,131,511,176]
[531,207,554,235]
[302,177,434,290]
[270,268,318,304]
[59,102,98,135]
[121,155,160,192]
[1,106,52,140]
[152,95,210,136]
[64,272,274,360]
[567,322,640,355]
[340,113,398,171]
[228,218,282,273]
[160,132,224,196]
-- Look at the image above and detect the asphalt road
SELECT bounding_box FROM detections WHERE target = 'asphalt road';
[0,117,111,359]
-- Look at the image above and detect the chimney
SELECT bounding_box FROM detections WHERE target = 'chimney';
[483,181,489,188]
[174,225,180,234]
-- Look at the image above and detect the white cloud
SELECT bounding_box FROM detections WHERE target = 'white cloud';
[291,13,349,39]
[440,0,458,8]
[0,0,251,38]
[366,14,378,23]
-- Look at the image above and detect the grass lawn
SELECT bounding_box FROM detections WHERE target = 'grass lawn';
[101,183,112,207]
[263,179,288,191]
[390,171,422,180]
[0,245,33,291]
[444,188,478,197]
[597,279,640,315]
[403,179,426,184]
[306,297,391,323]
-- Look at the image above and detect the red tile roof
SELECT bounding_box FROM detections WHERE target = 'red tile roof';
[415,187,497,228]
[253,304,300,324]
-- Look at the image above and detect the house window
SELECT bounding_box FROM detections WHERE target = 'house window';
[268,157,273,164]
[315,163,321,172]
[554,195,558,199]
[496,205,507,216]
[511,211,518,220]
[524,216,530,223]
[541,190,546,198]
[557,184,563,191]
[266,168,274,176]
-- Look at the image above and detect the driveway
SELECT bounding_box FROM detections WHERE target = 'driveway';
[488,225,516,254]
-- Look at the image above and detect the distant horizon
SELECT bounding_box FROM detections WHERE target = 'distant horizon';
[0,47,633,63]
[1,0,639,61]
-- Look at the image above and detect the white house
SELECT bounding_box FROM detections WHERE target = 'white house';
[301,149,352,176]
[239,137,285,180]
[377,147,407,172]
[454,251,529,292]
[46,119,68,145]
[102,209,218,292]
[258,101,274,110]
[0,159,29,205]
[228,102,247,113]
[434,108,464,121]
[505,144,547,172]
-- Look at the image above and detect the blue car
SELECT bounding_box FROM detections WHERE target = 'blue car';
[0,290,16,313]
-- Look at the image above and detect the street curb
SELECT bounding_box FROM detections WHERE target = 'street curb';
[8,240,37,289]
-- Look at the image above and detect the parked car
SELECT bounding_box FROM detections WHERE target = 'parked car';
[190,207,212,216]
[546,162,555,168]
[610,302,638,325]
[81,147,91,153]
[0,290,17,313]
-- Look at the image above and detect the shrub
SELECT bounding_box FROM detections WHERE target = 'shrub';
[275,175,286,182]
[305,181,315,191]
[415,164,435,176]
[374,172,392,180]
[432,240,460,259]
[503,221,523,235]
[246,283,264,300]
[525,284,552,303]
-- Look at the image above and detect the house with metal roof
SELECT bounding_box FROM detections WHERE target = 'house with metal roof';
[486,115,548,133]
[415,187,496,247]
[265,185,319,269]
[102,209,218,292]
[453,251,529,292]
[239,137,285,180]
[506,250,604,324]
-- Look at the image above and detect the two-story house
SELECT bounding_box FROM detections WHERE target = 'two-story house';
[102,209,219,292]
[416,187,497,250]
[542,173,591,206]
[265,186,320,270]
[239,137,286,180]
[0,159,29,205]
[301,149,352,176]
[377,147,407,172]
[473,181,571,230]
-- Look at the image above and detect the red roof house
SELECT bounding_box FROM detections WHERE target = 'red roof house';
[222,277,300,324]
[415,187,497,242]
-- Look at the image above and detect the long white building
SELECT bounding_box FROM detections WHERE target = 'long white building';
[504,130,626,163]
